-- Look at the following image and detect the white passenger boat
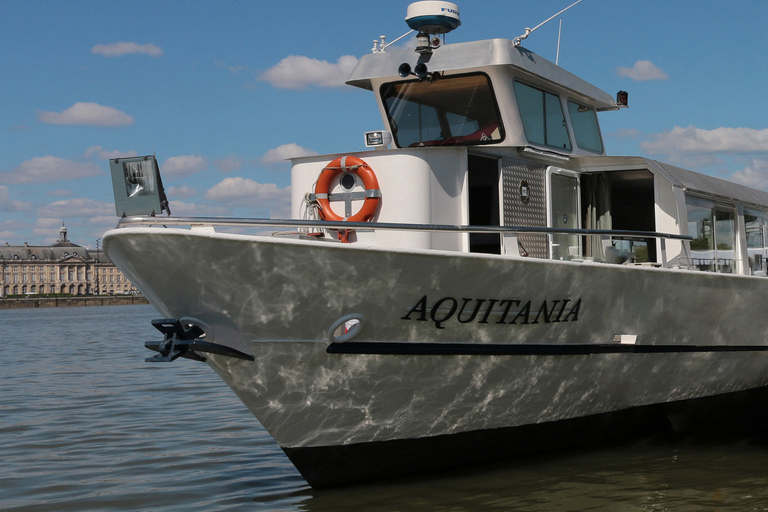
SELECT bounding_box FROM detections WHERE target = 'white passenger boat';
[103,2,768,487]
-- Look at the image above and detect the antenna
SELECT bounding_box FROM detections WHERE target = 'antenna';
[556,19,562,65]
[513,0,583,47]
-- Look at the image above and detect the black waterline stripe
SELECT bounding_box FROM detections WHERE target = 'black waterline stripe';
[327,342,768,356]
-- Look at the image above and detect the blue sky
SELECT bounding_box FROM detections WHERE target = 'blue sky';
[2,0,768,248]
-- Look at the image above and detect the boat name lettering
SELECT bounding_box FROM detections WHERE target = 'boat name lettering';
[401,296,581,329]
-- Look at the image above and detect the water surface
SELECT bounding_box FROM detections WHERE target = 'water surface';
[2,305,768,510]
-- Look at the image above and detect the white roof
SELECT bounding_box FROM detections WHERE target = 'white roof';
[346,38,617,111]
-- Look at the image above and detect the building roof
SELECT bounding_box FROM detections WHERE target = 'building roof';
[0,244,95,262]
[0,225,110,263]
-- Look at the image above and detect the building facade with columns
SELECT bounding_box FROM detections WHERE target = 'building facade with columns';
[0,225,137,298]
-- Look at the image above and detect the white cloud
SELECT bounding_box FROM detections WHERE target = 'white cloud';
[205,178,290,216]
[261,143,318,164]
[0,220,28,244]
[86,215,120,227]
[214,155,243,173]
[84,146,137,160]
[642,126,768,155]
[31,226,62,239]
[38,198,113,218]
[91,42,163,58]
[161,155,206,176]
[38,102,134,126]
[205,178,285,202]
[639,125,768,183]
[167,200,229,216]
[166,185,197,199]
[664,153,727,171]
[35,218,62,229]
[259,55,358,89]
[728,158,768,191]
[0,156,102,184]
[617,60,669,81]
[0,186,31,212]
[47,189,72,197]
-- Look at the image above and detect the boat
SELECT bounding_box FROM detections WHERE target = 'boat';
[102,2,768,488]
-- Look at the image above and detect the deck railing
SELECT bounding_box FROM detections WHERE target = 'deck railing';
[115,216,693,241]
[114,216,695,266]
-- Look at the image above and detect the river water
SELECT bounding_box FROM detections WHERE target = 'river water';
[2,305,768,511]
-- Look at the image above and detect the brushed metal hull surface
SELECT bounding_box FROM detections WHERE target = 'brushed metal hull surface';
[104,227,768,482]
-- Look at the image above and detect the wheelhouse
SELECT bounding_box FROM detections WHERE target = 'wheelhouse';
[287,35,768,278]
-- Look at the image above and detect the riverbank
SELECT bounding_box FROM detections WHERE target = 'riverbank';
[0,295,149,309]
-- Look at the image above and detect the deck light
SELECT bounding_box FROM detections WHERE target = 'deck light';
[616,90,629,107]
[109,155,170,217]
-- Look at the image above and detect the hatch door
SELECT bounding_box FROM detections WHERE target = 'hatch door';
[548,168,580,260]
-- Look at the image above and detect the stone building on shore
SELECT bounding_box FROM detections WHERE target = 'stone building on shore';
[0,225,137,298]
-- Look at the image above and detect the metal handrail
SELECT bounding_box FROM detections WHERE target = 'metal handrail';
[115,216,693,241]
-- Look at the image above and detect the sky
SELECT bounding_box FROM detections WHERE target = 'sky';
[2,0,768,248]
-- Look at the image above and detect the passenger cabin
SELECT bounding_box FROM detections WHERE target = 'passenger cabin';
[290,38,768,277]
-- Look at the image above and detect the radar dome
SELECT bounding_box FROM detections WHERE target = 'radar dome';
[405,1,460,34]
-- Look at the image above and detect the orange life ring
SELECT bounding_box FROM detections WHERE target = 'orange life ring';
[315,156,381,222]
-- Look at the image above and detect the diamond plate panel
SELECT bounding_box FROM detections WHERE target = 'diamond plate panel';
[502,157,548,258]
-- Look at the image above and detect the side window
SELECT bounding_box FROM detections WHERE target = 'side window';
[745,208,767,274]
[567,101,603,153]
[513,81,571,151]
[686,196,736,273]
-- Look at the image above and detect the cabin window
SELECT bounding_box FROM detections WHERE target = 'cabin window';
[567,101,603,153]
[381,73,503,148]
[686,196,736,273]
[745,208,767,274]
[513,81,571,151]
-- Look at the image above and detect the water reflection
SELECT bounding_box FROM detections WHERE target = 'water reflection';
[297,441,768,511]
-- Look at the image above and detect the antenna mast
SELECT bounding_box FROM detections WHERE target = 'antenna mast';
[513,0,583,47]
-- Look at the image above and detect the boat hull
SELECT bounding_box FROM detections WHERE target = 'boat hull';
[103,227,768,486]
[280,385,768,487]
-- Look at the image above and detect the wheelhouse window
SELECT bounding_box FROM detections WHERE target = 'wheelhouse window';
[381,73,503,148]
[513,81,571,151]
[567,101,603,153]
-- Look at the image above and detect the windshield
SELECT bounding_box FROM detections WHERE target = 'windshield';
[381,73,504,148]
